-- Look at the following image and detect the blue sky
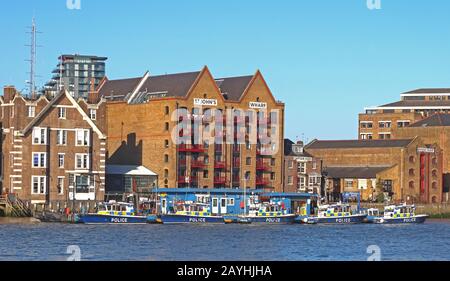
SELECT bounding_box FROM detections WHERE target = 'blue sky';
[1,0,450,141]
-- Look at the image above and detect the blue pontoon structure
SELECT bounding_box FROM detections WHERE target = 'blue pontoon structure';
[151,188,318,224]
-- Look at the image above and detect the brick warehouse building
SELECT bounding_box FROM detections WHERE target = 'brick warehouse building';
[305,138,444,203]
[0,86,107,209]
[359,88,450,140]
[98,66,285,191]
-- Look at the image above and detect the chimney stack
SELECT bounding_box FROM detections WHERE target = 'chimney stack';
[3,86,17,103]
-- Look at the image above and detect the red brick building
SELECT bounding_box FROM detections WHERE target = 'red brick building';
[0,86,107,210]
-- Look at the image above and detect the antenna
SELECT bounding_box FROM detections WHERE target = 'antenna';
[25,17,42,99]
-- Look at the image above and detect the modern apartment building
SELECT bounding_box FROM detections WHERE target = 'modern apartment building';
[99,66,285,191]
[358,88,450,140]
[283,139,322,194]
[305,138,445,203]
[43,54,107,99]
[0,86,107,210]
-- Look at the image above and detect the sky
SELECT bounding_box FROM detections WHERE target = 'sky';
[1,0,450,141]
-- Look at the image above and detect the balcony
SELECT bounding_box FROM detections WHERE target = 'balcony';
[256,177,271,186]
[256,147,273,156]
[256,160,271,172]
[191,160,207,169]
[214,161,226,169]
[214,177,227,185]
[178,176,199,184]
[178,144,206,153]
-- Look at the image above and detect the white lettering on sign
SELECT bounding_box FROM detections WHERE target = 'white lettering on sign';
[194,98,218,106]
[417,147,435,153]
[249,102,267,109]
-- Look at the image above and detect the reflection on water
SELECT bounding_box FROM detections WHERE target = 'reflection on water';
[0,220,449,261]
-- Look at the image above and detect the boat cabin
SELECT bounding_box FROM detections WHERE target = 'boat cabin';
[384,204,416,218]
[97,202,136,216]
[318,203,352,217]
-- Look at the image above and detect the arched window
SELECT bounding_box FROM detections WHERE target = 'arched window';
[409,181,415,189]
[409,169,415,176]
[432,196,437,203]
[432,157,438,165]
[432,182,438,189]
[409,156,415,163]
[432,169,438,177]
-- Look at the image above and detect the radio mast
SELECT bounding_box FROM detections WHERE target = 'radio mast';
[26,17,40,99]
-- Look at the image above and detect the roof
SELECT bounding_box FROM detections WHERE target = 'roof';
[98,77,142,100]
[284,139,312,157]
[324,166,392,179]
[305,139,414,150]
[380,100,450,108]
[215,75,253,101]
[403,88,450,94]
[106,165,157,176]
[130,71,201,103]
[408,113,450,127]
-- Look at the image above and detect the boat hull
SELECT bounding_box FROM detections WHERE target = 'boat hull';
[246,215,296,224]
[371,215,428,224]
[159,214,224,224]
[77,214,148,224]
[306,214,367,224]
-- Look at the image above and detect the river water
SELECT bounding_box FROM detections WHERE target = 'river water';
[0,220,449,261]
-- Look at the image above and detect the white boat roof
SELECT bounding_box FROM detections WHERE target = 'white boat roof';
[106,165,157,176]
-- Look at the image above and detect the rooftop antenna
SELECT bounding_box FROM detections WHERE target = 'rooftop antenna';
[25,17,42,99]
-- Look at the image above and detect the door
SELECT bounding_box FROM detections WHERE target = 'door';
[161,198,167,214]
[212,198,219,215]
[220,198,227,214]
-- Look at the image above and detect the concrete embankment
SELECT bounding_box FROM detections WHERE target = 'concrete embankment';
[0,217,41,224]
[361,203,450,218]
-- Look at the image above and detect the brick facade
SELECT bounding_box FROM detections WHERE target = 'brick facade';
[0,86,107,209]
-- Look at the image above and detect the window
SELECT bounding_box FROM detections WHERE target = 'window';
[75,154,89,169]
[409,156,415,163]
[32,176,46,195]
[378,133,391,140]
[164,169,169,178]
[360,133,373,140]
[288,160,294,169]
[246,140,251,150]
[165,122,169,131]
[32,152,47,168]
[288,176,293,185]
[28,106,36,118]
[89,109,97,120]
[432,169,438,177]
[246,157,251,165]
[56,130,67,145]
[57,177,64,195]
[58,154,65,168]
[32,127,47,145]
[432,182,438,189]
[397,120,410,128]
[409,169,415,176]
[58,107,67,119]
[165,140,169,148]
[245,171,251,181]
[312,161,317,170]
[75,175,90,193]
[270,172,275,181]
[271,158,276,166]
[345,179,353,188]
[409,181,415,189]
[165,106,170,115]
[298,162,306,174]
[360,121,373,129]
[299,177,306,187]
[203,170,209,179]
[378,121,392,128]
[164,154,169,163]
[76,129,90,146]
[227,198,235,206]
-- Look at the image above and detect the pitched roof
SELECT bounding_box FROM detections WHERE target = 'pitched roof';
[215,75,253,101]
[324,166,392,179]
[129,71,201,103]
[305,139,414,150]
[98,77,142,100]
[284,139,312,157]
[403,88,450,94]
[380,100,450,107]
[409,113,450,127]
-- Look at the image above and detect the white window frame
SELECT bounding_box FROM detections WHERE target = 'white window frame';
[89,109,97,120]
[32,152,47,168]
[57,176,65,195]
[58,107,67,119]
[299,176,306,187]
[75,153,90,170]
[28,106,36,118]
[378,121,392,128]
[32,127,47,145]
[31,176,46,195]
[56,130,68,146]
[75,129,90,146]
[288,176,293,185]
[58,153,65,168]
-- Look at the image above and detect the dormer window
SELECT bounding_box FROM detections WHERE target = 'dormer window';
[89,109,97,120]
